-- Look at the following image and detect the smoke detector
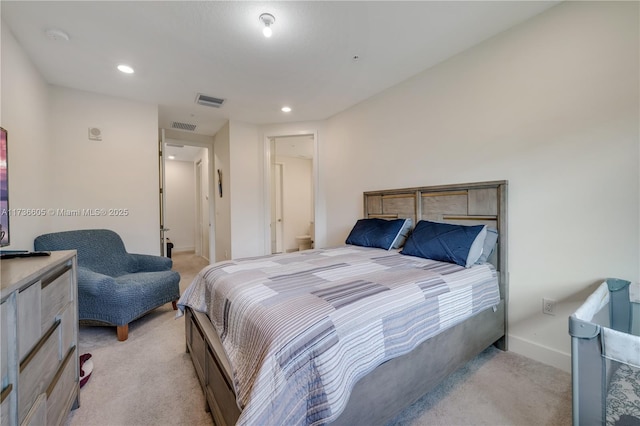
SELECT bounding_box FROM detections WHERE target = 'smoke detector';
[88,127,102,141]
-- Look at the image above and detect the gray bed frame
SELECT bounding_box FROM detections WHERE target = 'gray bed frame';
[184,180,508,425]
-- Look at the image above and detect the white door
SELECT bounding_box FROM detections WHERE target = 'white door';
[271,163,284,254]
[195,160,203,256]
[159,129,169,256]
[275,163,284,253]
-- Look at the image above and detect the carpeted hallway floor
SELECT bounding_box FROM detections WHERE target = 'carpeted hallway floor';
[66,251,572,426]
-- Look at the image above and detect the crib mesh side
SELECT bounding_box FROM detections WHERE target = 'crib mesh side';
[570,279,640,426]
[605,359,640,425]
[602,279,640,426]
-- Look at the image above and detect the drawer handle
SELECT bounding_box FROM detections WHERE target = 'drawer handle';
[20,319,61,372]
[47,345,76,397]
[41,264,72,289]
[0,383,12,403]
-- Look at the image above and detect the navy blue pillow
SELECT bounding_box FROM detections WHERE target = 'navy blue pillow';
[346,218,411,250]
[401,220,487,267]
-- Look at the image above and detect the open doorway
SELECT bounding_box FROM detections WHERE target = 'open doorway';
[268,134,315,254]
[161,136,211,261]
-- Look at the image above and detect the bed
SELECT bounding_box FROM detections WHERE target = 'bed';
[178,180,508,425]
[569,278,640,426]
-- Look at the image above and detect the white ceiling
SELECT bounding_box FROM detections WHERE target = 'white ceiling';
[164,139,205,162]
[2,1,558,137]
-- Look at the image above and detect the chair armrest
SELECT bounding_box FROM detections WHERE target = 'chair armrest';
[130,253,173,272]
[77,267,115,296]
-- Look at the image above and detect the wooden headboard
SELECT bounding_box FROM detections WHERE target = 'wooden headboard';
[363,180,508,305]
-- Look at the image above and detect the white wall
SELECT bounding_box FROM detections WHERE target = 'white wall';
[2,22,162,255]
[323,1,639,371]
[0,22,52,249]
[165,160,195,251]
[195,147,210,260]
[48,87,160,254]
[213,122,231,261]
[229,120,262,259]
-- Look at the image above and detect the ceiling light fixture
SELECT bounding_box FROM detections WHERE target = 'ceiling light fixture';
[117,64,135,74]
[281,106,292,113]
[259,13,275,38]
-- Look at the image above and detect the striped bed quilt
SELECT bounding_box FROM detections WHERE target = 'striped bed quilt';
[178,245,500,425]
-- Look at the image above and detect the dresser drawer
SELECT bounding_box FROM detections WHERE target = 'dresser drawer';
[18,320,61,423]
[1,251,78,426]
[60,304,76,355]
[1,298,10,391]
[46,347,77,426]
[1,300,7,379]
[1,383,14,426]
[20,393,46,426]
[17,284,41,361]
[40,265,72,333]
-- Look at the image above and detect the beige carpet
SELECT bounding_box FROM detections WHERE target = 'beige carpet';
[66,251,213,426]
[386,346,572,425]
[67,251,572,426]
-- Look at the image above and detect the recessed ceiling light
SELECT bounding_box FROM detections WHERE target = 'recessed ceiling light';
[117,64,135,74]
[281,106,292,113]
[168,155,176,160]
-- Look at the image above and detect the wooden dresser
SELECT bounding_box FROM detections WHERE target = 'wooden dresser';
[1,251,79,426]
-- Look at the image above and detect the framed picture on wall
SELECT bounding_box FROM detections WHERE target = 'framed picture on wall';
[1,127,9,247]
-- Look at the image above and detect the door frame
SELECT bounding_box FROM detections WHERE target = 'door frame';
[195,159,203,256]
[262,131,318,255]
[159,129,168,256]
[160,132,215,260]
[271,162,284,254]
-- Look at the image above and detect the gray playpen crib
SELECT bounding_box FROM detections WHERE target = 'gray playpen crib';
[569,278,639,426]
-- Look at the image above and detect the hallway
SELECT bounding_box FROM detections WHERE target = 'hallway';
[171,250,210,293]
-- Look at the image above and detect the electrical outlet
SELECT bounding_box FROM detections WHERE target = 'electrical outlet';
[543,298,556,315]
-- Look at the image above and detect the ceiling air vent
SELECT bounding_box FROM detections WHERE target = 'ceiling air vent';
[195,93,225,108]
[171,121,197,131]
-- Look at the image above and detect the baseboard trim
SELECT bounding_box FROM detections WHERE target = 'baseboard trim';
[508,335,571,372]
[173,247,195,254]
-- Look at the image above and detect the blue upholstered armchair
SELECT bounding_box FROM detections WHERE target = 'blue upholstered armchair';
[34,229,180,341]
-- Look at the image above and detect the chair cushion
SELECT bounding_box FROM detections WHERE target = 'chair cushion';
[79,270,180,325]
[35,229,137,276]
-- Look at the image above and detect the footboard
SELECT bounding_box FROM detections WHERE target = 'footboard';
[185,307,240,426]
[184,301,505,426]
